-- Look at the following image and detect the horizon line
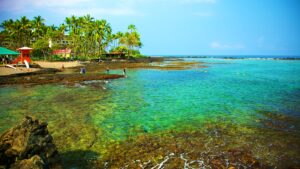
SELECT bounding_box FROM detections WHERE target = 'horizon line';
[147,54,300,57]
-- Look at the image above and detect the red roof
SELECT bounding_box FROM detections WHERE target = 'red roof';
[53,49,71,55]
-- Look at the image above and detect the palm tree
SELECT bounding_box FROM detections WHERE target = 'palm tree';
[128,24,137,33]
[19,16,32,46]
[1,19,14,33]
[1,19,15,48]
[82,15,95,57]
[64,16,72,35]
[118,24,142,57]
[32,16,45,38]
[116,31,124,45]
[1,15,143,60]
[70,15,78,33]
[65,15,79,56]
[94,19,112,57]
[83,14,94,23]
[111,34,118,49]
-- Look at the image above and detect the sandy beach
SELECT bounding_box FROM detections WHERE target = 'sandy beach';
[0,61,84,76]
[0,66,41,76]
[34,61,84,69]
[0,60,203,76]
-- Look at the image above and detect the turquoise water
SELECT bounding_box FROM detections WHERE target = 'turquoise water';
[97,58,300,138]
[0,58,300,167]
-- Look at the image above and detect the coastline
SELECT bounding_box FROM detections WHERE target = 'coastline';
[0,66,41,76]
[0,61,84,76]
[163,55,300,60]
[34,61,84,69]
[0,58,204,86]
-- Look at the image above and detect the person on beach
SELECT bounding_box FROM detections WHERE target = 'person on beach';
[1,57,4,64]
[80,67,86,74]
[106,67,109,74]
[4,55,8,64]
[123,68,126,75]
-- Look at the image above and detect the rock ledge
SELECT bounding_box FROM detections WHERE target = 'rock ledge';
[0,116,60,169]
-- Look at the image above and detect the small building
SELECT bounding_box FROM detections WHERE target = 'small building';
[15,47,33,63]
[53,49,72,58]
[101,52,126,58]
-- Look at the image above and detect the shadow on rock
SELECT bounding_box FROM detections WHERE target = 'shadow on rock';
[60,150,99,169]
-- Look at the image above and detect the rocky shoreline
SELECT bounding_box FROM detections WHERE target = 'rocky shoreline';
[0,73,124,86]
[0,116,61,169]
[3,115,298,168]
[0,58,204,86]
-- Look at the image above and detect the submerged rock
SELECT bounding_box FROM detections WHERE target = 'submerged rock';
[0,116,60,169]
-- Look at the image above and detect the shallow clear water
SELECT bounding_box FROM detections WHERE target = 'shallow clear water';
[0,58,300,167]
[98,58,300,136]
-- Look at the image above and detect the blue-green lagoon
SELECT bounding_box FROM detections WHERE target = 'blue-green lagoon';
[0,58,300,168]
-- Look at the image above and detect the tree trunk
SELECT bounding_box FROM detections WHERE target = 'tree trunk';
[43,51,46,61]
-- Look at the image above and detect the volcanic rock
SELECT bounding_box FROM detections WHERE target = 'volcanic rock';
[0,116,60,169]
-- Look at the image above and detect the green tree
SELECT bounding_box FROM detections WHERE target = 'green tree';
[94,19,112,57]
[19,16,32,46]
[128,24,137,33]
[32,37,50,61]
[118,24,142,57]
[31,16,46,39]
[0,15,143,60]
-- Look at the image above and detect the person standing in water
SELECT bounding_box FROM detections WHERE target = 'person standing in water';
[106,67,109,74]
[80,67,86,74]
[123,68,126,75]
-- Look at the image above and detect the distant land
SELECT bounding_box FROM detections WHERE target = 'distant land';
[152,55,300,60]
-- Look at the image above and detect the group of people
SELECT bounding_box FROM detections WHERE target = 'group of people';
[1,55,12,64]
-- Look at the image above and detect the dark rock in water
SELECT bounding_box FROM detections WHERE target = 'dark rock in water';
[0,116,61,169]
[0,73,124,86]
[257,110,300,132]
[10,155,45,169]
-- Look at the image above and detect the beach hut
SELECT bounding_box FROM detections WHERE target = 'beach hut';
[101,52,126,59]
[0,47,20,64]
[17,47,33,63]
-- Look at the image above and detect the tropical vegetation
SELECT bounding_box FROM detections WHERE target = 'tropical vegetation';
[0,15,143,60]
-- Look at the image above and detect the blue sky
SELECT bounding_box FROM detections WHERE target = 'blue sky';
[0,0,299,56]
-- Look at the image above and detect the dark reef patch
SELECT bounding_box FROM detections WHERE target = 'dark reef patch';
[0,73,124,86]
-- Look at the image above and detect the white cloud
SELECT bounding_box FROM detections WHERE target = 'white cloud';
[210,41,245,50]
[0,0,215,17]
[0,0,91,12]
[0,0,141,16]
[30,0,91,7]
[55,7,139,16]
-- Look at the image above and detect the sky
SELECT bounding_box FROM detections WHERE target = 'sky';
[0,0,300,56]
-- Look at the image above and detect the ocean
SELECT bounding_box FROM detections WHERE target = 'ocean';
[0,57,299,168]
